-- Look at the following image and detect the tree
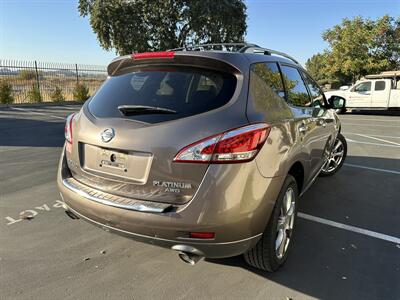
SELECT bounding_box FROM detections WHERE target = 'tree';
[78,0,247,55]
[73,83,89,102]
[0,81,14,104]
[27,85,42,103]
[50,86,65,102]
[306,51,352,86]
[307,15,400,85]
[370,15,400,71]
[306,53,329,85]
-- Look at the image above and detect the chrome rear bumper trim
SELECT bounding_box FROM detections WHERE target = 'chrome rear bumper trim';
[62,178,171,213]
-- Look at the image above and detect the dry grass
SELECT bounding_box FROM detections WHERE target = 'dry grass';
[1,76,106,103]
[0,59,107,103]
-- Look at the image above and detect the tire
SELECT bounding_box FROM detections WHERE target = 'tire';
[244,175,298,272]
[319,133,347,177]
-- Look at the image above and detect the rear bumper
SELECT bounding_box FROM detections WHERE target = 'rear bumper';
[58,147,284,258]
[64,204,262,258]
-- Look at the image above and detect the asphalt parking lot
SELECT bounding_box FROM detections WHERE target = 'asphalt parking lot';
[0,105,399,300]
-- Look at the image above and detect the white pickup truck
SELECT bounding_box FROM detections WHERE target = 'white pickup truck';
[324,76,400,112]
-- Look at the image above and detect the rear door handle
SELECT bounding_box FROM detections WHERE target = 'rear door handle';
[317,119,326,127]
[299,124,308,133]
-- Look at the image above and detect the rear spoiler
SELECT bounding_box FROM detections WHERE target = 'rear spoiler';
[107,51,243,76]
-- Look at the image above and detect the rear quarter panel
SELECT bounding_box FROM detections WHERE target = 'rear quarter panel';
[245,65,309,180]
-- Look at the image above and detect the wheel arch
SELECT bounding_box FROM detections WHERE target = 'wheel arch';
[287,161,304,193]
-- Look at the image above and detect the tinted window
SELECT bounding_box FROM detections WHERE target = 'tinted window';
[89,68,236,123]
[302,72,326,107]
[249,62,292,120]
[280,66,311,107]
[375,81,386,91]
[353,82,371,92]
[250,62,285,97]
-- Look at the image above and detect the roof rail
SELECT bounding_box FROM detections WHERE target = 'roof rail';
[169,42,300,65]
[239,46,300,65]
[169,43,260,52]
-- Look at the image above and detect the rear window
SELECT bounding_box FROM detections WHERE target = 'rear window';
[375,81,385,91]
[88,67,237,123]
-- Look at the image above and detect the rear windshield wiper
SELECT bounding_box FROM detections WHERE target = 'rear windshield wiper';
[118,105,177,116]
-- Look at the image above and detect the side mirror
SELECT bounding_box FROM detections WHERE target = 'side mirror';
[327,96,345,110]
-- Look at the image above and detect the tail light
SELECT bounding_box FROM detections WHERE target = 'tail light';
[132,51,175,60]
[173,123,270,164]
[64,113,75,144]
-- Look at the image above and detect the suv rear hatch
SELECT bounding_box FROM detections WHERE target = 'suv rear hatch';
[66,52,249,205]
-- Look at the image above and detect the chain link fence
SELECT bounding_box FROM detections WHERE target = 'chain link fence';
[0,59,108,104]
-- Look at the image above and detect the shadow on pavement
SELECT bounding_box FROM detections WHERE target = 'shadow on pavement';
[207,219,399,300]
[207,156,400,300]
[0,117,65,147]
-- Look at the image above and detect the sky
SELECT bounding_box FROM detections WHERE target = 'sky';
[0,0,399,66]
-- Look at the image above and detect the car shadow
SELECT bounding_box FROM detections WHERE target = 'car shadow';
[206,156,400,300]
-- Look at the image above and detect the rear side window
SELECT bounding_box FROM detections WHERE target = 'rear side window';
[249,62,292,120]
[250,63,285,98]
[280,66,311,107]
[375,81,385,91]
[89,67,236,123]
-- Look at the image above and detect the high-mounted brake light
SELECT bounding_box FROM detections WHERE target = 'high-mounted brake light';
[173,123,271,164]
[64,113,75,144]
[132,51,175,60]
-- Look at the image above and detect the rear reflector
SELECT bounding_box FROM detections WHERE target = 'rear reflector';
[173,123,271,164]
[64,113,75,144]
[132,51,175,60]
[189,232,215,239]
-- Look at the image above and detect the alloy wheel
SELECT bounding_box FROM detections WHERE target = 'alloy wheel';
[275,187,295,259]
[322,137,344,173]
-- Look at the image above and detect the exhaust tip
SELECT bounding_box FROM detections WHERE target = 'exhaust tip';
[178,252,203,265]
[65,210,79,220]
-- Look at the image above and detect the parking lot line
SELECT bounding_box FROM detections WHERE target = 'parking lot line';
[340,117,400,123]
[298,213,400,244]
[342,123,400,128]
[9,106,67,120]
[344,132,400,139]
[344,163,400,175]
[346,138,400,148]
[50,105,80,110]
[354,133,400,146]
